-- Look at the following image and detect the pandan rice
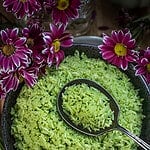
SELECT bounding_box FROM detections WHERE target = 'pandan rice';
[11,51,144,150]
[62,84,114,131]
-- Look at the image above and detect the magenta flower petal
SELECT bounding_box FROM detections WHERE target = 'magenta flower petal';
[12,1,21,12]
[16,8,25,19]
[11,75,20,91]
[126,55,136,62]
[55,50,65,67]
[126,39,136,48]
[14,37,26,46]
[2,57,9,71]
[103,36,115,47]
[102,50,115,60]
[120,59,128,70]
[10,28,19,39]
[22,28,29,37]
[24,2,29,13]
[43,35,52,44]
[61,38,73,47]
[111,31,119,43]
[47,53,54,67]
[135,67,146,75]
[141,58,149,64]
[42,48,49,54]
[122,32,132,45]
[99,45,114,52]
[3,57,9,71]
[15,51,30,60]
[67,7,78,18]
[12,55,21,67]
[0,30,8,43]
[50,23,60,37]
[118,30,124,42]
[3,0,16,7]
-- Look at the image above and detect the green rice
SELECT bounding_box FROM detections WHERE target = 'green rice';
[62,84,113,131]
[11,51,144,150]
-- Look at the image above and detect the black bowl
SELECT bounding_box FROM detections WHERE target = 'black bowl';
[1,36,150,150]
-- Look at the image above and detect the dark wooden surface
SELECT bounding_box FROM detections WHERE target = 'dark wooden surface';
[88,0,119,36]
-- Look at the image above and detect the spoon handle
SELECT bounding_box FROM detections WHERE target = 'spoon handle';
[117,125,150,150]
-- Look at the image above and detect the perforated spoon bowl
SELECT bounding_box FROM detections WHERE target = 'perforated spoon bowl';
[57,78,150,150]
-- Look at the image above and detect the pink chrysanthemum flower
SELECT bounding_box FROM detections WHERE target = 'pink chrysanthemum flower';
[0,28,32,72]
[22,23,45,65]
[45,0,81,24]
[42,23,73,67]
[22,23,47,75]
[3,0,42,19]
[98,29,137,70]
[135,47,150,84]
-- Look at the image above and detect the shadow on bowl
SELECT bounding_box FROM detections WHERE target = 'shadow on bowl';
[1,36,150,150]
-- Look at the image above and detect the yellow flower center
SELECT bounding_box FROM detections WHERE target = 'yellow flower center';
[57,0,69,10]
[27,38,34,48]
[114,43,127,56]
[146,63,150,73]
[52,39,61,52]
[19,75,24,83]
[20,0,26,2]
[2,45,15,56]
[15,72,24,83]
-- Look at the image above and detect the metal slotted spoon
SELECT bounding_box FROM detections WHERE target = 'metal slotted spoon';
[57,78,150,150]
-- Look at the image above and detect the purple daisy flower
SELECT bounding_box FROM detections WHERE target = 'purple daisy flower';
[45,0,81,24]
[135,47,150,84]
[98,29,137,70]
[22,23,45,65]
[3,0,42,19]
[0,28,32,72]
[22,23,47,75]
[42,23,73,67]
